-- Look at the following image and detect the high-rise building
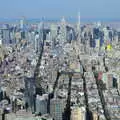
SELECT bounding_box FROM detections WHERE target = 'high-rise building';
[71,107,86,120]
[15,32,21,44]
[50,24,58,49]
[50,24,58,40]
[90,37,96,48]
[20,17,28,41]
[76,12,84,54]
[117,75,120,92]
[2,29,10,45]
[92,111,99,120]
[50,98,64,120]
[38,22,44,39]
[36,94,48,115]
[66,29,74,43]
[102,73,113,89]
[21,31,26,39]
[36,22,44,52]
[24,77,36,113]
[20,17,25,30]
[95,39,100,50]
[106,73,113,89]
[0,30,2,45]
[0,24,10,45]
[34,33,40,52]
[103,27,110,45]
[10,31,15,44]
[77,12,81,43]
[28,31,35,45]
[59,17,67,44]
[46,32,51,41]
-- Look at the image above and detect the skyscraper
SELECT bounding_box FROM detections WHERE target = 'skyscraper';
[37,22,44,52]
[20,17,25,30]
[102,73,113,89]
[29,31,35,45]
[117,75,120,92]
[103,27,110,45]
[59,17,67,44]
[50,24,58,49]
[24,77,36,113]
[0,30,2,45]
[20,17,28,40]
[34,33,40,52]
[36,94,48,115]
[77,12,81,43]
[92,111,99,120]
[2,27,10,45]
[71,107,86,120]
[50,98,64,120]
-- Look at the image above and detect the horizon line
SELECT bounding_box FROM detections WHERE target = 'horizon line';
[0,17,120,23]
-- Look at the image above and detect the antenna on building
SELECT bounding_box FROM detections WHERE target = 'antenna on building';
[77,12,81,42]
[61,16,65,26]
[20,16,25,30]
[78,12,81,27]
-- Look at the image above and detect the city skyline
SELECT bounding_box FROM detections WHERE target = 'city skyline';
[0,18,120,119]
[0,1,120,120]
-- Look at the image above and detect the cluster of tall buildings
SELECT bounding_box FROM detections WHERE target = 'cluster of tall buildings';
[0,14,120,120]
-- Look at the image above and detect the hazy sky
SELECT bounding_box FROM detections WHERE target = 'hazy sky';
[0,0,119,20]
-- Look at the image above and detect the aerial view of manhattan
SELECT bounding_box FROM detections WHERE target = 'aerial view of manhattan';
[0,0,120,120]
